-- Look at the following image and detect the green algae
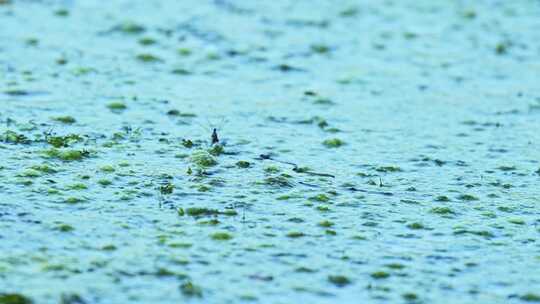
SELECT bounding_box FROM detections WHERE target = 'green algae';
[180,281,202,298]
[286,232,305,238]
[115,22,146,34]
[402,293,418,301]
[98,179,112,186]
[457,194,479,201]
[328,275,351,287]
[43,148,90,161]
[261,175,293,188]
[185,208,219,217]
[2,131,30,144]
[435,195,451,202]
[318,220,334,228]
[236,161,250,168]
[208,144,224,156]
[521,293,540,302]
[322,138,344,148]
[210,232,233,241]
[55,224,74,232]
[106,102,127,111]
[406,222,425,230]
[0,294,33,304]
[376,166,402,173]
[138,37,157,46]
[371,271,390,279]
[136,54,162,63]
[430,207,454,215]
[190,150,217,168]
[1,2,539,304]
[47,134,82,148]
[63,197,86,204]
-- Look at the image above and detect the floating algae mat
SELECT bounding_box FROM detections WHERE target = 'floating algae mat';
[1,1,540,303]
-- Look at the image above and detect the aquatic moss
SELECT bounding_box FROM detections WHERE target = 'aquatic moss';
[197,185,211,192]
[102,245,117,251]
[117,22,146,34]
[182,139,194,148]
[236,161,250,168]
[190,150,217,167]
[55,224,74,232]
[406,222,425,230]
[30,164,57,174]
[402,293,418,301]
[376,166,402,173]
[186,207,219,217]
[210,232,233,241]
[508,218,525,225]
[179,281,202,298]
[222,210,238,216]
[325,230,336,235]
[322,138,344,148]
[0,293,33,304]
[208,145,224,156]
[430,207,454,215]
[457,194,478,201]
[17,169,41,178]
[435,195,450,202]
[107,102,127,111]
[177,48,192,56]
[453,229,494,238]
[328,275,351,287]
[43,148,90,161]
[286,231,305,238]
[64,197,85,204]
[316,206,330,212]
[100,165,115,173]
[313,97,334,105]
[171,68,191,75]
[371,271,390,279]
[47,134,82,148]
[318,220,334,227]
[52,116,76,124]
[138,37,156,45]
[136,53,162,63]
[67,183,87,190]
[386,263,405,270]
[2,130,30,144]
[60,294,85,304]
[521,293,540,302]
[311,44,330,54]
[262,176,293,188]
[264,166,280,173]
[309,194,330,202]
[98,179,112,186]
